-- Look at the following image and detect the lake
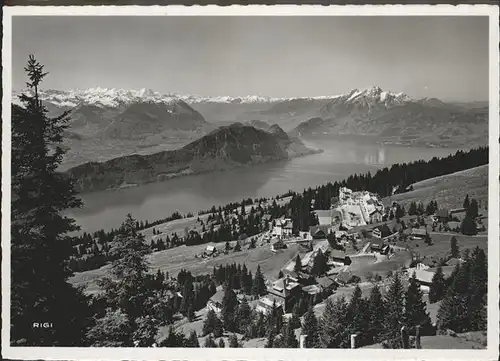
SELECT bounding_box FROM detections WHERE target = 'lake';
[68,137,462,233]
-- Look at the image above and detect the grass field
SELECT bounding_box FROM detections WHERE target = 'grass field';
[386,165,488,211]
[70,241,300,294]
[362,331,487,349]
[396,233,488,266]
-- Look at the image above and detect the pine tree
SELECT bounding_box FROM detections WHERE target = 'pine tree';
[404,273,432,333]
[228,333,240,348]
[100,214,152,319]
[289,303,302,329]
[236,297,252,334]
[86,308,133,347]
[203,309,219,336]
[222,287,238,331]
[11,55,92,346]
[468,199,479,219]
[282,321,299,348]
[186,330,200,347]
[383,273,405,344]
[429,265,446,303]
[252,265,266,296]
[218,338,226,348]
[450,236,459,258]
[311,249,328,277]
[346,285,369,341]
[367,284,386,344]
[294,255,302,273]
[204,334,217,348]
[463,194,470,209]
[132,315,160,347]
[265,328,275,348]
[301,306,319,348]
[461,215,477,235]
[319,297,348,348]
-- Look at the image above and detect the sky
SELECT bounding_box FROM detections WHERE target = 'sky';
[12,16,489,102]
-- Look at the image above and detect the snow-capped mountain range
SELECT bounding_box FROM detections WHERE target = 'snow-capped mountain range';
[12,86,413,109]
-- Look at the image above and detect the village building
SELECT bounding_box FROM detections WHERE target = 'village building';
[315,210,333,226]
[445,221,461,232]
[205,244,217,256]
[335,271,355,286]
[330,249,352,266]
[370,243,390,255]
[435,209,450,222]
[309,225,330,239]
[408,269,435,293]
[272,218,293,238]
[266,275,302,312]
[449,208,467,218]
[369,209,384,224]
[299,231,312,241]
[207,289,226,313]
[255,296,284,315]
[411,228,427,240]
[316,276,338,295]
[372,228,382,239]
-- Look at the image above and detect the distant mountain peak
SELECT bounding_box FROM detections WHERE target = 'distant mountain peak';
[12,86,414,109]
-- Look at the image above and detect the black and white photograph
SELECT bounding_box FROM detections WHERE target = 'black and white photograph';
[2,5,499,360]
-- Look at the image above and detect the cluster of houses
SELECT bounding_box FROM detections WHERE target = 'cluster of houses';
[329,187,385,229]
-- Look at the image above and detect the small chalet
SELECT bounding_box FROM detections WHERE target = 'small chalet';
[370,243,390,255]
[255,296,284,315]
[335,271,354,286]
[372,224,392,239]
[309,225,330,239]
[315,210,332,226]
[410,269,435,293]
[411,228,427,240]
[330,249,352,266]
[372,228,382,239]
[267,275,302,312]
[316,276,338,295]
[435,209,450,222]
[205,245,217,255]
[273,218,293,238]
[449,208,467,217]
[369,209,383,224]
[445,221,461,232]
[207,289,226,313]
[301,284,322,297]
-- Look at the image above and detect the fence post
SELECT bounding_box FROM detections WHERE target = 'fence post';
[401,326,410,349]
[415,325,421,349]
[300,335,307,348]
[350,334,357,349]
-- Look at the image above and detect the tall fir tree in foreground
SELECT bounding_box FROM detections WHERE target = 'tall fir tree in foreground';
[429,265,446,304]
[11,55,91,346]
[301,306,319,348]
[437,247,487,332]
[404,273,432,334]
[383,273,405,347]
[367,284,386,344]
[319,296,348,348]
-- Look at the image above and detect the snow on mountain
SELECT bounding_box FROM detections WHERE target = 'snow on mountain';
[12,86,413,108]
